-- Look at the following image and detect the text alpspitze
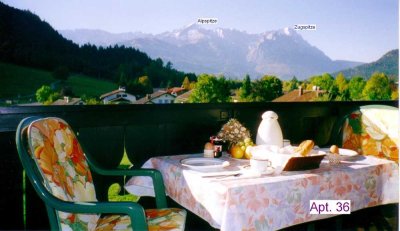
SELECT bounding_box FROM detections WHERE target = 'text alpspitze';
[198,18,218,24]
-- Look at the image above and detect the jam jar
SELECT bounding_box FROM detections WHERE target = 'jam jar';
[210,136,224,158]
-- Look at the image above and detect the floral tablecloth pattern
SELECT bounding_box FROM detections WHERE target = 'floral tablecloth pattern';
[125,154,399,231]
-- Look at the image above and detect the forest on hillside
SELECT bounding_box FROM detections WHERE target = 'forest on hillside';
[0,2,196,93]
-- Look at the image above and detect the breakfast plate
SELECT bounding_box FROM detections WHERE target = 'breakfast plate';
[337,148,358,156]
[320,148,359,160]
[180,158,230,170]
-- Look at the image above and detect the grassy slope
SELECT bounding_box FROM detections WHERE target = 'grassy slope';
[0,62,118,99]
[66,74,118,98]
[0,62,54,98]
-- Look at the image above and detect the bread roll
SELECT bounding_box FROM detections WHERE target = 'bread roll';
[204,142,214,150]
[330,145,339,154]
[295,140,314,156]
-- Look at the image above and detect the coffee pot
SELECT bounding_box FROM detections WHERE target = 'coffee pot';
[256,111,283,147]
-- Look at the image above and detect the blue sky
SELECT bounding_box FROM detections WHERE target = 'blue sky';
[3,0,398,63]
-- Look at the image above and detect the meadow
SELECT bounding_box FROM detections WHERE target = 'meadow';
[0,62,118,101]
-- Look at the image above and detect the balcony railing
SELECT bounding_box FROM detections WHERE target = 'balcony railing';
[0,101,397,230]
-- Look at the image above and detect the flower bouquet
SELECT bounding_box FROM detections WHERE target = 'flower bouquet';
[217,118,254,159]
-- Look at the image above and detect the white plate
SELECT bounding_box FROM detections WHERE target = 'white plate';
[180,158,230,170]
[320,148,359,160]
[337,148,358,157]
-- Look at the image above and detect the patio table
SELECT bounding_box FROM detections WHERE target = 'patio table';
[125,153,399,231]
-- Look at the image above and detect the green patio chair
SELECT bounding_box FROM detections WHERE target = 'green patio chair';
[16,116,186,231]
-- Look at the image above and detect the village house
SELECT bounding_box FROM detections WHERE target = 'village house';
[99,87,136,104]
[135,91,176,104]
[273,86,327,102]
[167,87,187,96]
[52,96,85,105]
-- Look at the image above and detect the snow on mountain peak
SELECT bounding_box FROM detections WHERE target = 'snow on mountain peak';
[168,23,207,42]
[60,25,362,79]
[215,28,224,38]
[283,27,291,35]
[183,22,201,30]
[187,29,205,43]
[262,27,299,41]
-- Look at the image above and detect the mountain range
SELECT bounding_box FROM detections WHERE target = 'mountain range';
[333,49,398,78]
[61,25,364,80]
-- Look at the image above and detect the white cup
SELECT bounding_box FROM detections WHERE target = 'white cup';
[250,158,272,173]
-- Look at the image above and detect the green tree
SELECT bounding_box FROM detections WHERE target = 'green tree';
[138,76,153,94]
[189,74,231,103]
[36,85,55,103]
[362,72,391,100]
[300,80,312,91]
[165,61,173,70]
[391,89,399,100]
[46,92,60,105]
[250,75,283,102]
[81,94,101,105]
[126,76,153,96]
[117,64,131,86]
[239,74,252,101]
[315,93,331,101]
[309,73,334,91]
[348,76,366,100]
[182,76,190,90]
[333,73,350,101]
[189,81,196,90]
[284,76,300,92]
[389,76,398,100]
[335,73,348,94]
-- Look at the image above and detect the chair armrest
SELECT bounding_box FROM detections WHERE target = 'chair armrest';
[86,157,167,208]
[40,187,148,230]
[328,113,351,146]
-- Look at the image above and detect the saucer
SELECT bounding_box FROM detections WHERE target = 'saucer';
[242,165,275,175]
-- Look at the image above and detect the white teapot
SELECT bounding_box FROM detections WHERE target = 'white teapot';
[256,111,283,147]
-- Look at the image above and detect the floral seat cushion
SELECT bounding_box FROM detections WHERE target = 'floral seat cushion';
[342,105,398,163]
[28,117,99,230]
[27,117,186,230]
[95,208,186,231]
